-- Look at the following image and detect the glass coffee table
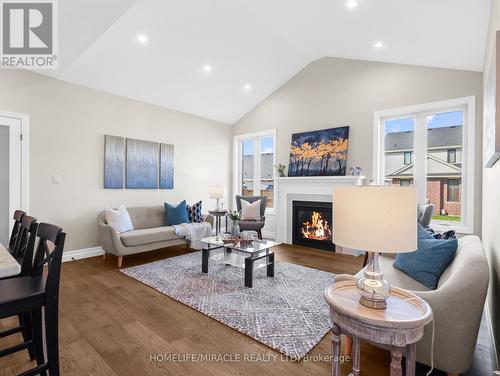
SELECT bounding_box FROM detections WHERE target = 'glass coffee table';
[200,236,281,288]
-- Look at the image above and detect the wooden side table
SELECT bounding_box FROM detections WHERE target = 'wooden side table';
[324,280,433,376]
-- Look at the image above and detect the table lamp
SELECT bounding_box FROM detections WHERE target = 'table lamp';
[333,186,417,309]
[209,185,225,211]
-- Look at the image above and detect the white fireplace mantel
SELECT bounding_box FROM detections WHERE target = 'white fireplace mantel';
[275,175,366,244]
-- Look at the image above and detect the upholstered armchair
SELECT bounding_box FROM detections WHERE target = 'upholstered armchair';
[418,203,435,228]
[235,195,267,239]
[355,235,489,376]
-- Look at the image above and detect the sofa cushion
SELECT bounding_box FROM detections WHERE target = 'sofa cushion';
[394,238,458,289]
[105,205,134,233]
[418,223,434,239]
[186,201,203,223]
[378,256,432,291]
[119,226,182,247]
[241,199,261,220]
[238,220,265,231]
[126,206,165,230]
[164,200,189,226]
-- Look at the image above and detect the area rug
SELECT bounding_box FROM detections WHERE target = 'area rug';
[120,251,335,359]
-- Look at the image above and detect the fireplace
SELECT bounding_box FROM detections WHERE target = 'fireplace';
[292,200,335,251]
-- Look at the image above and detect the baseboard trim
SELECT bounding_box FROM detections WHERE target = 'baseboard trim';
[485,301,499,369]
[62,247,104,263]
[262,231,276,240]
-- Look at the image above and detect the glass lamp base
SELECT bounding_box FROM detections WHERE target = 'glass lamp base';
[357,251,391,310]
[360,295,387,310]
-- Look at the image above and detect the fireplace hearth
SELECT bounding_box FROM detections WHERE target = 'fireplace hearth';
[292,201,335,251]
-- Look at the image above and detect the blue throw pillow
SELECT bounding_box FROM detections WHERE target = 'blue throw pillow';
[164,200,189,225]
[394,238,458,289]
[418,223,434,239]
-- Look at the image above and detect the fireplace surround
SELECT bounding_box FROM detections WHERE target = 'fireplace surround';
[292,200,335,251]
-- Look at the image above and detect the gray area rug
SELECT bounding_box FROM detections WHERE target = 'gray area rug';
[120,251,335,359]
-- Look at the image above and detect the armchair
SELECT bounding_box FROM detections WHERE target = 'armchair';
[235,195,267,239]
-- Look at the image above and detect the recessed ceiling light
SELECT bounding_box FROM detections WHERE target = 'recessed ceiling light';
[244,84,252,91]
[373,41,384,49]
[346,0,358,9]
[203,65,212,72]
[136,34,148,44]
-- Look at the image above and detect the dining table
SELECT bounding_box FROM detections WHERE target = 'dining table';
[0,243,20,278]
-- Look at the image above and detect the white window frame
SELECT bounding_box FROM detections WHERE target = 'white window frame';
[233,129,277,215]
[373,96,475,234]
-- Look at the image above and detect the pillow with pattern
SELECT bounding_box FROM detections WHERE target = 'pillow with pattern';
[186,201,203,223]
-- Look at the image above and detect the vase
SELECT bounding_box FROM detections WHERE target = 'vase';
[230,219,240,237]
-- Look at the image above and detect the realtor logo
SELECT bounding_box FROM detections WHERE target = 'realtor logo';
[1,0,57,68]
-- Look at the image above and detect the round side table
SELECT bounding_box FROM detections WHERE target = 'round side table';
[208,210,228,235]
[324,280,433,376]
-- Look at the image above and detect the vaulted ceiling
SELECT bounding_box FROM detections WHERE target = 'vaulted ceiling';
[41,0,491,124]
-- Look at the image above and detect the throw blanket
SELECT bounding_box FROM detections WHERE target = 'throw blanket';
[173,222,212,250]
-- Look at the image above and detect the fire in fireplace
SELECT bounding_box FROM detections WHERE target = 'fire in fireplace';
[292,201,335,251]
[301,211,332,241]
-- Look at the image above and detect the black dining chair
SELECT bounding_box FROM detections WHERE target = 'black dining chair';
[8,210,26,252]
[0,223,66,376]
[11,215,38,274]
[1,215,39,361]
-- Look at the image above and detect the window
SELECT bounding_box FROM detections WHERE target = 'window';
[235,130,276,211]
[447,179,460,202]
[447,149,456,163]
[404,151,412,165]
[384,117,414,186]
[241,140,254,196]
[374,97,475,233]
[400,179,413,187]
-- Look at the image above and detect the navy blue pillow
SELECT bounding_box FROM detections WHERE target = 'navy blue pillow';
[186,201,203,223]
[164,200,189,225]
[418,223,434,239]
[394,238,458,289]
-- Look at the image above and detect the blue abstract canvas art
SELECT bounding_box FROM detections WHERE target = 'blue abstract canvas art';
[160,143,174,189]
[126,139,159,189]
[104,135,125,189]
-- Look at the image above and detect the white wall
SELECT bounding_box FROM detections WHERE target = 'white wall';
[0,70,232,251]
[233,56,483,234]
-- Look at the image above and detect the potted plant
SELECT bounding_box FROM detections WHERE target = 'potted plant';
[228,210,241,237]
[275,163,287,178]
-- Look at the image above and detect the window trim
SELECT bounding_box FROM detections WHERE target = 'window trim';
[373,96,475,234]
[233,129,277,215]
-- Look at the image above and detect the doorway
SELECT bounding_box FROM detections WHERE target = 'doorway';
[0,114,28,245]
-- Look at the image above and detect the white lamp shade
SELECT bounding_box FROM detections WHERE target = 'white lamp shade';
[209,185,225,199]
[333,186,417,253]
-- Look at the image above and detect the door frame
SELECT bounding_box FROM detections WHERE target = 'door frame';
[0,111,30,228]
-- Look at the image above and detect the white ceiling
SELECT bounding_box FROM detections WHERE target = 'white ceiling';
[41,0,491,124]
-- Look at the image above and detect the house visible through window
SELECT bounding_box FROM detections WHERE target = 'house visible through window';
[404,151,412,165]
[235,131,276,210]
[400,179,413,187]
[447,179,460,202]
[447,149,456,163]
[375,97,475,233]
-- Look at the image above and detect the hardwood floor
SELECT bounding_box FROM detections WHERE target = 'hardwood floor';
[0,245,492,375]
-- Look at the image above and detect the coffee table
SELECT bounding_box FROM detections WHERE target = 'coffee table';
[200,236,280,288]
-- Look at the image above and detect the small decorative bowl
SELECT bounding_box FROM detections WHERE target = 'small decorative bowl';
[222,236,239,245]
[239,239,253,247]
